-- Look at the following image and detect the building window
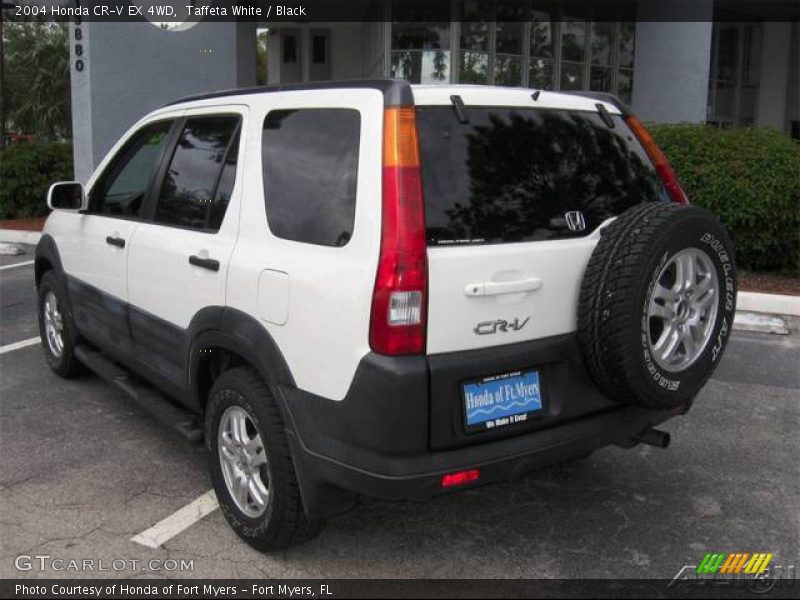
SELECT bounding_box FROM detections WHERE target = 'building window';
[389,2,636,101]
[391,1,451,84]
[312,34,327,64]
[282,34,297,63]
[708,22,762,127]
[459,1,490,83]
[529,10,555,89]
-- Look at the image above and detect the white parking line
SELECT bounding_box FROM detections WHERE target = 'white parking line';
[131,490,219,548]
[0,337,41,355]
[0,260,35,271]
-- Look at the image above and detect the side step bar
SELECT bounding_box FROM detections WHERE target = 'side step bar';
[74,345,203,443]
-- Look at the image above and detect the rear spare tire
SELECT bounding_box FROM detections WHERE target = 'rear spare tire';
[578,202,737,410]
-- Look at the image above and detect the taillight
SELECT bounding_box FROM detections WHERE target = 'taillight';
[625,115,689,205]
[441,469,481,488]
[369,107,428,355]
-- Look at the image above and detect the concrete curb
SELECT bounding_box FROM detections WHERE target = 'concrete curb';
[737,291,800,317]
[0,229,42,245]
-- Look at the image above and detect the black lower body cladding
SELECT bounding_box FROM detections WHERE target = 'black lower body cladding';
[578,202,737,409]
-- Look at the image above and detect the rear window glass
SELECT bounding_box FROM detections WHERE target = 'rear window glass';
[416,106,667,246]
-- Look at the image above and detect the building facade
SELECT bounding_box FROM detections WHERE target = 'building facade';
[70,1,798,182]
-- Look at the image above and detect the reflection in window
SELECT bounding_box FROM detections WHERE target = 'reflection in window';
[416,107,664,246]
[390,2,637,99]
[529,11,554,89]
[155,116,239,230]
[459,1,490,84]
[561,19,586,62]
[94,122,172,217]
[494,1,524,86]
[391,2,450,84]
[262,109,360,247]
[560,62,583,90]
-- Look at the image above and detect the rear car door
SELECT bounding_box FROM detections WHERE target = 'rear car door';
[126,108,245,388]
[56,120,174,356]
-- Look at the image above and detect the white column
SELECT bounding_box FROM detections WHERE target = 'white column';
[631,1,714,123]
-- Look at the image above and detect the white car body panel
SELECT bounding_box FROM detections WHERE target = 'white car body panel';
[44,83,626,401]
[225,88,384,401]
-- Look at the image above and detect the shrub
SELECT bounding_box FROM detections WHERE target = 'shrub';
[650,124,800,274]
[0,142,74,220]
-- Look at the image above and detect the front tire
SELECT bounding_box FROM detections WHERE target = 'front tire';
[205,367,320,551]
[37,271,83,378]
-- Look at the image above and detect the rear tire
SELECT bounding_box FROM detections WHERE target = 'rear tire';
[205,367,321,551]
[37,271,83,378]
[578,202,737,409]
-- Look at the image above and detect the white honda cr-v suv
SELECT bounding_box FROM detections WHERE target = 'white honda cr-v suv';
[36,80,736,551]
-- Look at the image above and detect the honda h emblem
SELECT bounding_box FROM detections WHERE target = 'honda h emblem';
[565,211,586,232]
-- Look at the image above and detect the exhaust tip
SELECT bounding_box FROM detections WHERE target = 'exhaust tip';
[631,428,671,449]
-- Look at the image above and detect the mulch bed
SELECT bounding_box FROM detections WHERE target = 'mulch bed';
[0,216,46,231]
[739,271,800,296]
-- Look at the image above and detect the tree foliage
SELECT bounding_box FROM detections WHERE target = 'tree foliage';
[4,21,71,140]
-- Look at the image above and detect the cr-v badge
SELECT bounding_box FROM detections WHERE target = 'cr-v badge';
[474,317,530,335]
[565,211,586,232]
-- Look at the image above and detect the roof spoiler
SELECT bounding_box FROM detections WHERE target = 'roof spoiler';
[569,91,632,117]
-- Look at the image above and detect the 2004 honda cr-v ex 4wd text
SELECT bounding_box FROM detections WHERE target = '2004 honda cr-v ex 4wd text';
[36,80,737,551]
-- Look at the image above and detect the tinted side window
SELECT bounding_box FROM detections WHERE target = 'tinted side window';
[155,116,240,230]
[262,109,360,247]
[92,121,171,217]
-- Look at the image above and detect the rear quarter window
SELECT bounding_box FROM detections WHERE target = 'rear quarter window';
[262,108,361,247]
[416,106,667,246]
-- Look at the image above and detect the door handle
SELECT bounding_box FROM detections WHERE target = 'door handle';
[105,235,125,248]
[464,277,542,297]
[189,255,220,272]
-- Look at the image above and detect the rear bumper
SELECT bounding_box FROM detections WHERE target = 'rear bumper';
[278,336,678,518]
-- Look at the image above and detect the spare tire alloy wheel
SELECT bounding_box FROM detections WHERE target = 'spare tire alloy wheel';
[646,248,719,373]
[578,202,737,410]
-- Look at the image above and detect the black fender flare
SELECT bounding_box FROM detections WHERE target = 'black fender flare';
[185,306,296,413]
[34,234,65,287]
[184,308,352,518]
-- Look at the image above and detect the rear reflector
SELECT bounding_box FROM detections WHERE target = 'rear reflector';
[441,469,481,488]
[625,115,689,205]
[370,107,428,355]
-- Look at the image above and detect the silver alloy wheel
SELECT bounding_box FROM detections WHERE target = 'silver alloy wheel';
[218,405,270,518]
[647,248,719,373]
[43,291,65,358]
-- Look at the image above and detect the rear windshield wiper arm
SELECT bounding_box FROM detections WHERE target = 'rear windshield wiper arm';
[450,95,469,124]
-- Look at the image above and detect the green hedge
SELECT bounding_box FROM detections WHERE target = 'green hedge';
[650,124,800,274]
[0,142,73,220]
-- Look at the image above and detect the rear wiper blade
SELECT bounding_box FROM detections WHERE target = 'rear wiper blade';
[450,95,469,124]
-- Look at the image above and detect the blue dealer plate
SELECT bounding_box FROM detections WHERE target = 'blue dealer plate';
[462,370,542,432]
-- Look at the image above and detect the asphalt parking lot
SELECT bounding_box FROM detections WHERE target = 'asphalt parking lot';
[1,249,798,581]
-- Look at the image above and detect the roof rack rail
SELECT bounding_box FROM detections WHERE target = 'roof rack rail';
[162,79,413,108]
